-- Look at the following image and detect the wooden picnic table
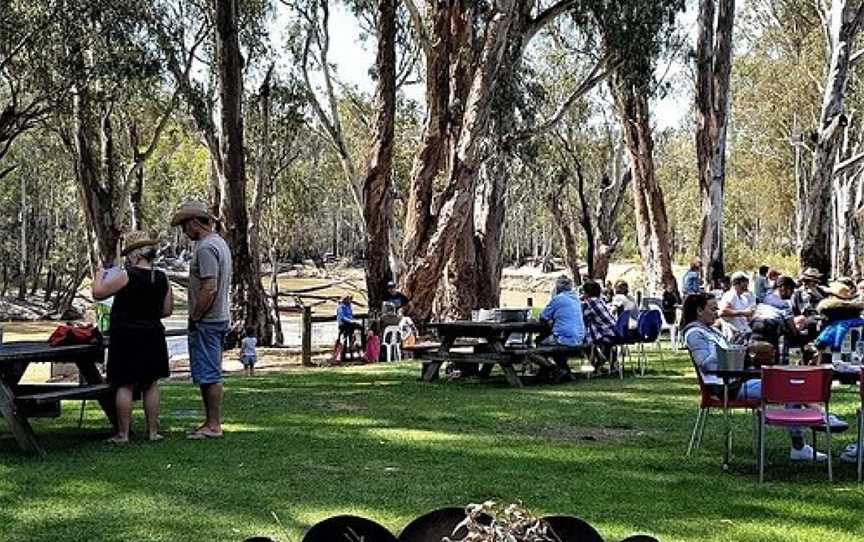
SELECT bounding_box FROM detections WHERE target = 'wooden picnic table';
[422,320,584,387]
[0,341,115,456]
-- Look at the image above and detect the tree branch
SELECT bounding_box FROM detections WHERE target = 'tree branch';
[509,55,619,142]
[524,0,578,45]
[402,0,430,58]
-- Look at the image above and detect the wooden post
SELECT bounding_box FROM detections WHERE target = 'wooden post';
[301,306,313,367]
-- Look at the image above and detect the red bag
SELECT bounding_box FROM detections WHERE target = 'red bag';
[48,324,103,347]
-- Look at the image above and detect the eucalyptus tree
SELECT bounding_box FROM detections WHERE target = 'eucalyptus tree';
[695,0,736,284]
[582,0,686,295]
[799,0,864,276]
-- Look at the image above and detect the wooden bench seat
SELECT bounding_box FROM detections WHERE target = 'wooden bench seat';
[15,383,112,404]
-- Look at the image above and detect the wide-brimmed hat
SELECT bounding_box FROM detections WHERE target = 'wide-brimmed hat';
[827,282,854,300]
[799,267,823,281]
[170,200,217,227]
[121,230,158,256]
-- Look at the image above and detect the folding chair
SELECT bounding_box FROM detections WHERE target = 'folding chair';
[633,309,662,375]
[685,347,759,456]
[758,366,834,483]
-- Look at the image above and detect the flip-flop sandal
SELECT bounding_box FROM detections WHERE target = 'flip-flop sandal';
[186,429,223,440]
[105,436,130,445]
[148,434,165,442]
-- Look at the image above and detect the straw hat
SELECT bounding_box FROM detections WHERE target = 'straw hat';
[121,230,158,256]
[799,267,823,282]
[170,200,217,227]
[827,281,854,300]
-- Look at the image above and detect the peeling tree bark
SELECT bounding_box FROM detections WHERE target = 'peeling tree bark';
[800,0,864,276]
[695,0,735,284]
[611,78,677,295]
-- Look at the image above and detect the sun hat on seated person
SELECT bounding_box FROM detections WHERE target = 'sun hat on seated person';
[799,267,823,281]
[120,230,159,256]
[826,282,854,300]
[170,200,218,227]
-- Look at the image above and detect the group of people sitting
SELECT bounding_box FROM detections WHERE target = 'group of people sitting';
[534,275,651,380]
[682,263,864,464]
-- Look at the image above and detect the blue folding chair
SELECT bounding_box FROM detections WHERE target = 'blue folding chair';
[634,309,663,375]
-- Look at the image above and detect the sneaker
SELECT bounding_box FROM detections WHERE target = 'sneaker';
[824,414,849,430]
[790,444,827,462]
[840,444,859,463]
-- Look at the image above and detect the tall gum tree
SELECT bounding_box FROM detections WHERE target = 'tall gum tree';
[800,0,864,277]
[587,0,685,295]
[695,0,735,284]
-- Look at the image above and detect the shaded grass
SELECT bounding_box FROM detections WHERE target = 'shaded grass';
[1,352,863,542]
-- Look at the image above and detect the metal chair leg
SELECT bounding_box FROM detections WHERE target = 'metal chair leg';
[759,412,766,483]
[857,409,862,483]
[687,408,704,456]
[826,409,833,483]
[697,407,709,448]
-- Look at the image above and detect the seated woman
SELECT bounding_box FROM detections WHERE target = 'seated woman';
[611,280,638,326]
[538,276,585,380]
[681,292,826,462]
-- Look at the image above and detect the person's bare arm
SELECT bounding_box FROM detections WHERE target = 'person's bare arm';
[92,267,129,300]
[190,278,217,322]
[162,283,174,318]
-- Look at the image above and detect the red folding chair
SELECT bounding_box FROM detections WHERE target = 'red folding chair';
[758,366,834,483]
[686,350,759,456]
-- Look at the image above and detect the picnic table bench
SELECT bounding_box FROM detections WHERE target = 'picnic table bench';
[420,321,587,387]
[0,341,116,456]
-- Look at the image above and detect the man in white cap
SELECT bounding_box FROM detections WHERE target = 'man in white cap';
[718,271,755,340]
[171,200,232,439]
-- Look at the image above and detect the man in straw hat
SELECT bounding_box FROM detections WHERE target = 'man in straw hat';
[171,200,232,439]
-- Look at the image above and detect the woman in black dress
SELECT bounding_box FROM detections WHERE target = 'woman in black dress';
[92,231,173,443]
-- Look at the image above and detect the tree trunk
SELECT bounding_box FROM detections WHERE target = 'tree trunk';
[70,89,123,265]
[362,0,396,313]
[129,122,145,230]
[800,0,864,276]
[18,172,26,300]
[611,79,677,295]
[474,158,508,308]
[213,0,273,345]
[400,0,518,323]
[695,0,735,284]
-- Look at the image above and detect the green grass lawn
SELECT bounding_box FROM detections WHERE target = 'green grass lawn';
[1,352,863,542]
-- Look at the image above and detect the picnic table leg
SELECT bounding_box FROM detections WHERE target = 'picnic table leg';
[0,376,46,456]
[500,363,524,388]
[75,358,118,431]
[490,339,523,388]
[422,336,455,381]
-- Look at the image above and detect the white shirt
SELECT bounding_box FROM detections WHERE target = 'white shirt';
[719,289,755,333]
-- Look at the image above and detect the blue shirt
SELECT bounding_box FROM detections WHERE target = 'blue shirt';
[682,270,701,295]
[540,291,586,346]
[336,302,353,324]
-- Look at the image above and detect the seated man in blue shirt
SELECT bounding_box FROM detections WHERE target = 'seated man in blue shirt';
[336,295,363,362]
[538,276,586,381]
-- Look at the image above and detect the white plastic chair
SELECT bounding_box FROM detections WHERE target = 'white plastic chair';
[382,326,402,362]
